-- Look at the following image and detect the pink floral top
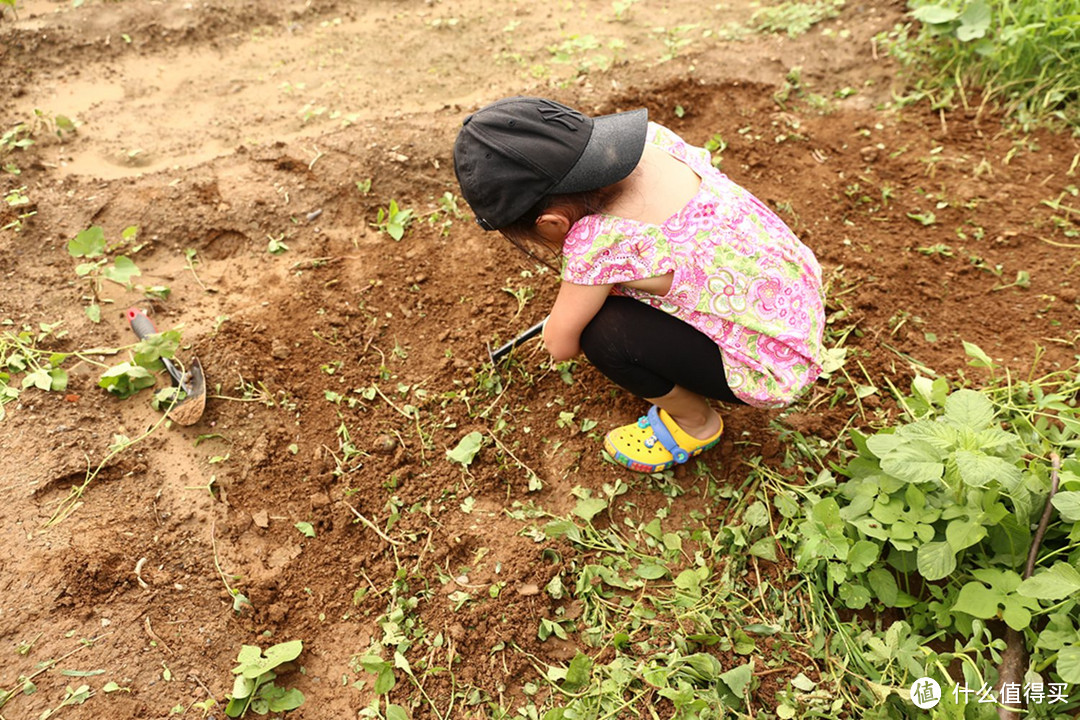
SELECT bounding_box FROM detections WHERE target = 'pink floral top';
[562,123,824,408]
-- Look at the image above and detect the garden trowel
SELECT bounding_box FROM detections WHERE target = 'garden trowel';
[488,317,547,364]
[126,307,207,425]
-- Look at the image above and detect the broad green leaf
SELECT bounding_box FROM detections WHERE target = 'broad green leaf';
[748,536,778,562]
[867,568,899,606]
[231,674,255,700]
[573,497,607,522]
[264,640,303,666]
[1002,596,1032,631]
[68,226,106,257]
[899,420,958,451]
[1052,491,1080,522]
[916,541,956,581]
[954,450,1021,490]
[386,704,409,720]
[85,304,102,323]
[673,568,703,593]
[956,0,991,41]
[945,389,995,429]
[446,431,483,466]
[1056,646,1080,684]
[635,563,668,580]
[846,539,881,574]
[744,501,769,527]
[662,532,682,552]
[133,329,181,369]
[1036,613,1078,651]
[373,666,396,694]
[685,652,722,680]
[963,341,995,368]
[946,518,987,552]
[865,432,903,459]
[839,582,871,610]
[102,256,141,286]
[235,645,263,667]
[225,696,246,718]
[880,439,945,484]
[1018,562,1080,600]
[98,362,156,399]
[562,652,593,692]
[988,514,1031,562]
[911,375,936,406]
[720,660,753,696]
[952,582,1001,619]
[970,568,1022,593]
[911,4,960,24]
[294,521,316,538]
[22,368,50,391]
[267,688,305,712]
[47,368,67,391]
[791,673,816,692]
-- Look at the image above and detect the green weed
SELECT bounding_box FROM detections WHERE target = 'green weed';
[225,640,305,716]
[792,346,1080,712]
[374,200,415,241]
[887,0,1080,128]
[2,185,35,231]
[753,0,845,37]
[68,225,142,322]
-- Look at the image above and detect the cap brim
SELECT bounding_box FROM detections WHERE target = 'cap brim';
[551,107,648,195]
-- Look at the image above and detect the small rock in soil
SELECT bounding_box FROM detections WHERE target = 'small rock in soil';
[373,434,397,454]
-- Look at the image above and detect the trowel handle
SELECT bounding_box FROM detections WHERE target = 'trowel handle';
[126,307,185,387]
[490,317,548,363]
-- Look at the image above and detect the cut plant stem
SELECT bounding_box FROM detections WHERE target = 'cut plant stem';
[344,502,402,546]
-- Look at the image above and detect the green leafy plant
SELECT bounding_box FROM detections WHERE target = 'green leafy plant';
[0,123,33,175]
[225,640,305,717]
[889,0,1080,128]
[0,322,72,420]
[2,186,35,231]
[68,225,142,322]
[794,346,1080,710]
[266,234,289,255]
[97,327,181,399]
[374,200,415,241]
[97,362,156,399]
[752,0,845,37]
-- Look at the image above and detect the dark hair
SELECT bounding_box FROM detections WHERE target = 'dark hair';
[497,187,615,270]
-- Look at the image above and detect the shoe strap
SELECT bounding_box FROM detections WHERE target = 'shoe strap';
[646,406,690,464]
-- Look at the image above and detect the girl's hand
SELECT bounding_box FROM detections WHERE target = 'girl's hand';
[543,281,612,361]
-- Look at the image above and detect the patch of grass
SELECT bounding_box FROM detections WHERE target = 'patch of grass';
[887,0,1080,128]
[752,0,845,37]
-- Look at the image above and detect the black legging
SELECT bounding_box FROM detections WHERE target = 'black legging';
[579,295,743,405]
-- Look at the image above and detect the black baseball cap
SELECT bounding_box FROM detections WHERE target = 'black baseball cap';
[453,97,648,231]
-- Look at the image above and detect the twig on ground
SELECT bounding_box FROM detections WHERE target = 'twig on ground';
[344,501,403,546]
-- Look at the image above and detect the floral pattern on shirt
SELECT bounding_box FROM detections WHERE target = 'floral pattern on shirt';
[561,123,825,408]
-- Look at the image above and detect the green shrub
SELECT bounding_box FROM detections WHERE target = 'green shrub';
[888,0,1080,128]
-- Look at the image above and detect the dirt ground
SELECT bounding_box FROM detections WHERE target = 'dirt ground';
[2,0,1079,717]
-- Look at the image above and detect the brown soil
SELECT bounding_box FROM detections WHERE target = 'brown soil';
[2,0,1078,717]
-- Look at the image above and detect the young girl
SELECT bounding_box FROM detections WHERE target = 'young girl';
[453,96,825,473]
